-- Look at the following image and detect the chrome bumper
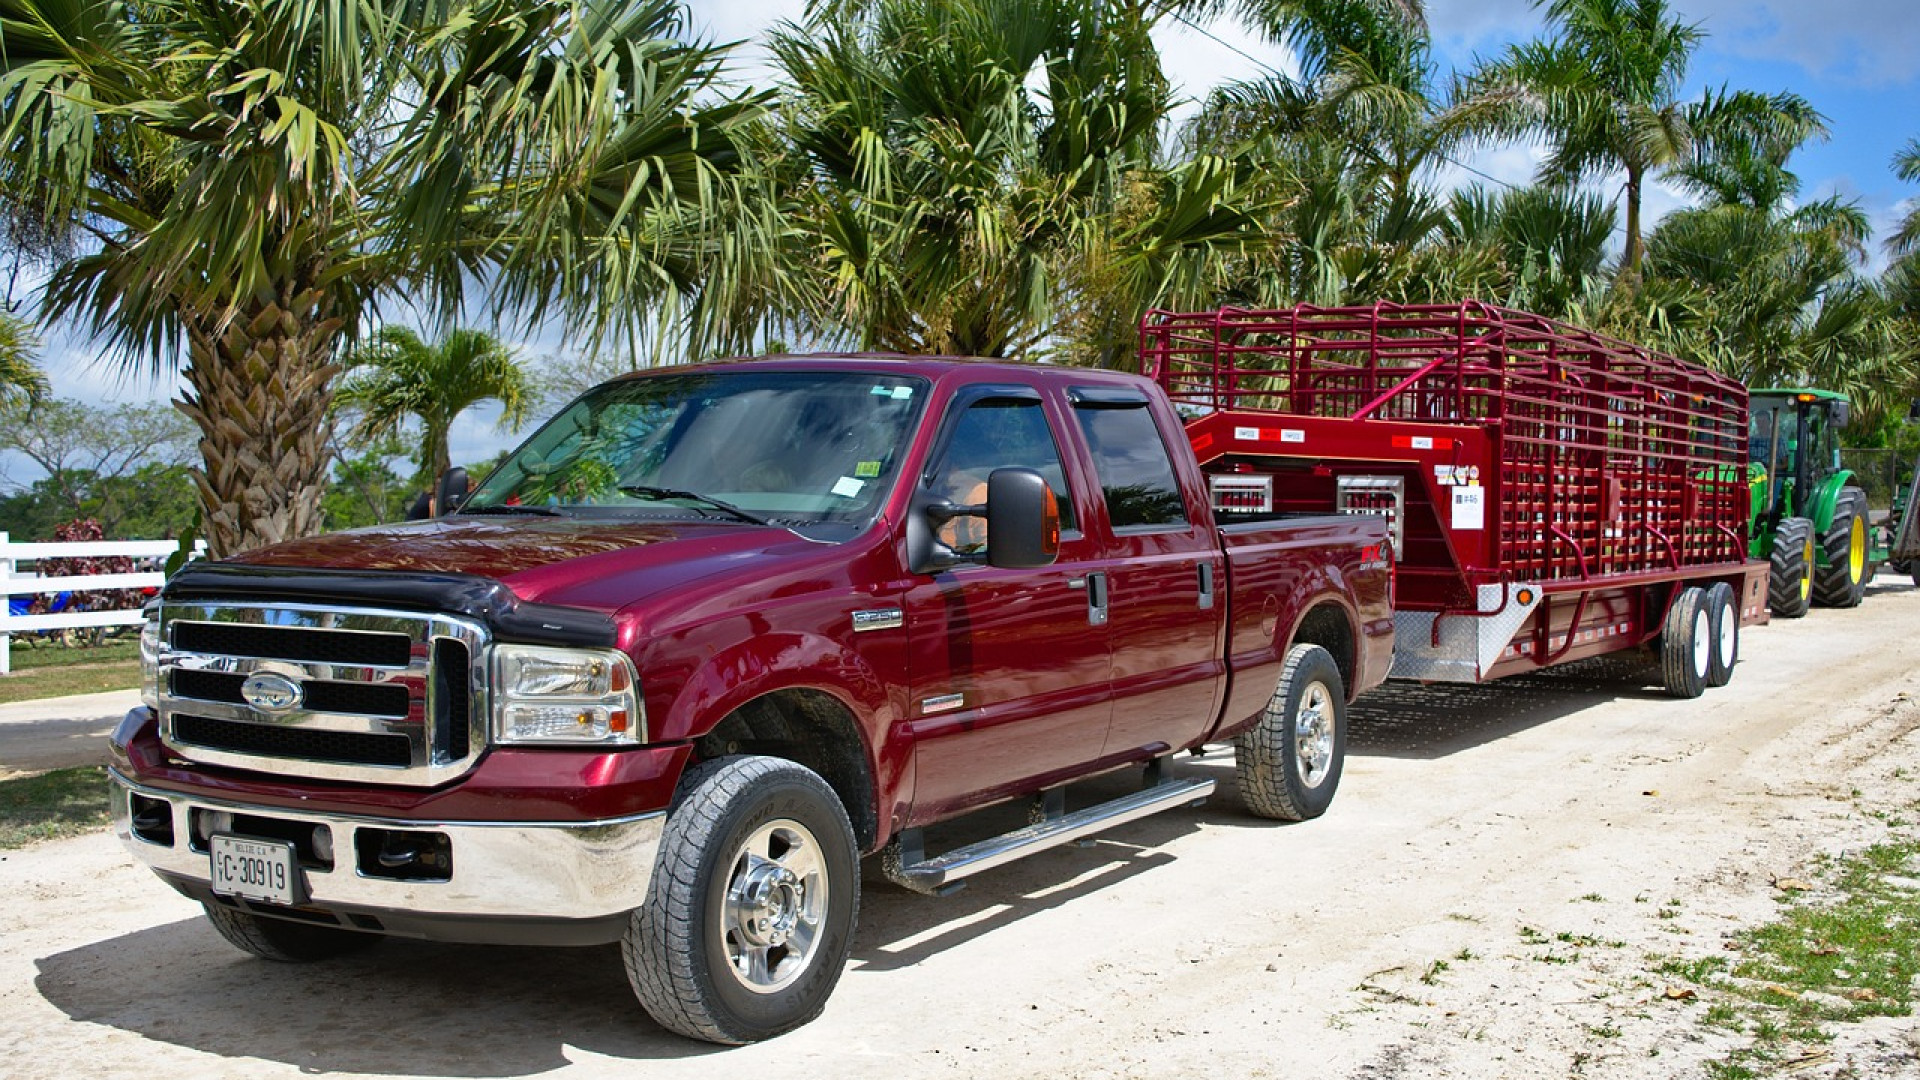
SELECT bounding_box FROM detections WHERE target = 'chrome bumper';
[109,768,664,924]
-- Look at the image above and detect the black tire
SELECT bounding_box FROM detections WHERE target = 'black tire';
[1768,517,1815,619]
[1235,643,1346,821]
[1660,586,1710,699]
[1704,581,1738,688]
[201,902,381,962]
[1812,487,1869,608]
[625,756,859,1045]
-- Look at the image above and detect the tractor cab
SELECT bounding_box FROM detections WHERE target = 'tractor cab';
[1748,389,1871,615]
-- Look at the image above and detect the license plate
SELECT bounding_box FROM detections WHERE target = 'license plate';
[210,834,301,906]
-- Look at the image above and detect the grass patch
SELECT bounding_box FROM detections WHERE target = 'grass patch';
[0,640,141,704]
[1657,836,1920,1076]
[0,766,112,848]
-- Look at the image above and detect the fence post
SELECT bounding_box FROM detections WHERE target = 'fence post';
[0,530,10,676]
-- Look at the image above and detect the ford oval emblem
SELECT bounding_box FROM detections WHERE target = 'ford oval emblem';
[241,672,303,713]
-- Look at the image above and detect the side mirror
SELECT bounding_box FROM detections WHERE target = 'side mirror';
[985,468,1059,569]
[1831,400,1851,430]
[437,467,470,515]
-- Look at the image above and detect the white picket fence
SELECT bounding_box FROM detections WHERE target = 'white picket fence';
[0,532,203,675]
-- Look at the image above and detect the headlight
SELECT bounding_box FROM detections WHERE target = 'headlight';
[491,644,642,745]
[139,610,162,710]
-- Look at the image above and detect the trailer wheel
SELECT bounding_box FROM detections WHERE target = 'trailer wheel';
[1812,488,1869,608]
[624,756,859,1045]
[1704,581,1738,688]
[1768,517,1815,619]
[1236,644,1346,821]
[1660,587,1711,699]
[201,902,381,962]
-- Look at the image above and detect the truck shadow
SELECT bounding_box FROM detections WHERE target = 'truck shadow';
[34,777,1239,1071]
[1347,654,1671,760]
[34,920,717,1073]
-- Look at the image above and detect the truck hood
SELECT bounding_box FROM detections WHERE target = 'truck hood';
[233,516,828,613]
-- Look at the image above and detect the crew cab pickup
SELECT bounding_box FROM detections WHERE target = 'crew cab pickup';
[109,356,1392,1043]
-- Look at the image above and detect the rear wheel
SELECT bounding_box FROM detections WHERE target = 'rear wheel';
[1812,487,1869,608]
[1704,581,1738,688]
[201,902,381,962]
[1768,517,1815,619]
[1236,644,1346,821]
[624,756,859,1045]
[1660,586,1710,699]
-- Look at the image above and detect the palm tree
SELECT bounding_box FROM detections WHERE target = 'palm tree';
[335,327,535,483]
[1471,0,1825,285]
[0,312,46,405]
[727,0,1270,366]
[0,0,761,556]
[1441,183,1616,317]
[1892,137,1920,263]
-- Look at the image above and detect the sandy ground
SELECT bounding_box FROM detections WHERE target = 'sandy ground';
[4,585,1920,1079]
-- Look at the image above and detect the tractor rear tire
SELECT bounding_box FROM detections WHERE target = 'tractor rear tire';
[1812,487,1869,608]
[1768,517,1815,619]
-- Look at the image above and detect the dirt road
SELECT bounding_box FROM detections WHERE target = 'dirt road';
[5,585,1919,1079]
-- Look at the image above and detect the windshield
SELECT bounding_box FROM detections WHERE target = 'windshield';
[464,369,927,534]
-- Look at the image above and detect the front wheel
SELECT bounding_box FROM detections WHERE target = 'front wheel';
[201,902,381,962]
[1235,643,1347,821]
[624,756,859,1045]
[1768,517,1815,619]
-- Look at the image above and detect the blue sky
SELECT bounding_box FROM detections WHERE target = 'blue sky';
[18,0,1920,484]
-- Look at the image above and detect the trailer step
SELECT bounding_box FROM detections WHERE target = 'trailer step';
[884,773,1215,896]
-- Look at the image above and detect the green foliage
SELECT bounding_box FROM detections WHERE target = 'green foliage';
[0,398,197,538]
[336,327,536,481]
[320,435,414,531]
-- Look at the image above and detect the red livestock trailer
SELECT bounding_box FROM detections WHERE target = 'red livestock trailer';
[1140,301,1769,698]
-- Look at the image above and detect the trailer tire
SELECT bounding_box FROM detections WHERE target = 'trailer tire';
[1812,488,1869,608]
[1236,644,1346,821]
[1768,517,1815,618]
[1704,581,1738,688]
[624,755,859,1045]
[1660,586,1711,699]
[201,902,381,962]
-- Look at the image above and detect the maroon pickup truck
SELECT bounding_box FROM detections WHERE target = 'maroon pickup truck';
[109,356,1391,1043]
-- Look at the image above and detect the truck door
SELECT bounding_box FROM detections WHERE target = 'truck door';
[901,387,1113,821]
[1067,386,1228,757]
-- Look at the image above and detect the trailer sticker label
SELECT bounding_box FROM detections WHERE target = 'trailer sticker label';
[1234,426,1260,441]
[1451,486,1485,530]
[1395,435,1456,450]
[1280,429,1306,443]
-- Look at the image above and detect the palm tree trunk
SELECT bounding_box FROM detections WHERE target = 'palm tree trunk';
[1620,164,1645,288]
[176,290,343,558]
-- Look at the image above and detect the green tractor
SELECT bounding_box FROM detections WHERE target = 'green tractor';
[1748,389,1880,617]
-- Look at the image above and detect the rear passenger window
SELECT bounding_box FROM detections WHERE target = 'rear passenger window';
[1072,399,1189,530]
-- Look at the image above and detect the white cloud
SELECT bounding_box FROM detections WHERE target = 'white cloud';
[1685,0,1920,86]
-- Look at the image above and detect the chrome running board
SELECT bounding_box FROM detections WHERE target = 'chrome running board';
[884,772,1215,896]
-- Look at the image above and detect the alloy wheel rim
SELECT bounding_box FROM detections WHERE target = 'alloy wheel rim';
[720,818,827,994]
[1294,681,1335,790]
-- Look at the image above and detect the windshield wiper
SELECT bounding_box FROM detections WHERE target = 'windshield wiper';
[458,503,565,517]
[619,485,774,527]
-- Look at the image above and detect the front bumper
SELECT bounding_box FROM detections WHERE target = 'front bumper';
[109,766,665,947]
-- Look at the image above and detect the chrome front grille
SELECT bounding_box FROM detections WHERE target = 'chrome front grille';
[155,602,489,786]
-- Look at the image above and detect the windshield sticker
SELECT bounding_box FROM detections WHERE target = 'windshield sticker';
[854,460,883,478]
[831,476,866,498]
[891,386,914,400]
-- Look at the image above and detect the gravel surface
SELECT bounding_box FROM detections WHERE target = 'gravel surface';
[3,585,1919,1079]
